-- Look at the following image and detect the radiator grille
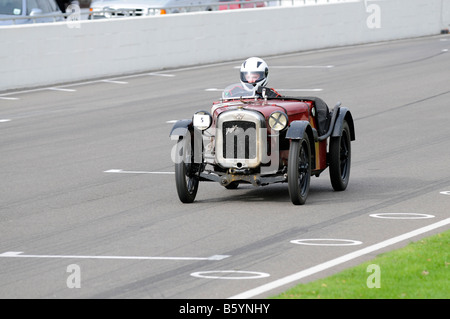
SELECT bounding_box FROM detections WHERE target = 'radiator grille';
[112,9,144,16]
[222,121,257,159]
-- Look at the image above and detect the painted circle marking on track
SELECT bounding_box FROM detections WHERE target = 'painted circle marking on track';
[290,239,363,246]
[440,191,450,196]
[369,213,435,220]
[190,270,270,280]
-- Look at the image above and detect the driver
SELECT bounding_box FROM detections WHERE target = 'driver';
[240,57,281,98]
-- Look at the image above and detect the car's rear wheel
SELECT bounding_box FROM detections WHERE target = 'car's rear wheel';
[329,120,351,191]
[288,134,311,205]
[175,137,199,203]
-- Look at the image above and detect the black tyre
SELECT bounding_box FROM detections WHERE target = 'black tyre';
[288,134,311,205]
[329,120,351,191]
[225,181,239,189]
[175,137,199,203]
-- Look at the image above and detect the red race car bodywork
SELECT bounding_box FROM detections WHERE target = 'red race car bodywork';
[170,83,355,205]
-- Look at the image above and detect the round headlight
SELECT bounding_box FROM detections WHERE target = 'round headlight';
[193,111,212,131]
[268,111,288,131]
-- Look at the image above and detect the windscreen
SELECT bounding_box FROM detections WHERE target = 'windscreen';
[222,83,256,99]
[0,0,23,15]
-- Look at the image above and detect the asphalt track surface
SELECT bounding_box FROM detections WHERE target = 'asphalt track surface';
[0,35,449,299]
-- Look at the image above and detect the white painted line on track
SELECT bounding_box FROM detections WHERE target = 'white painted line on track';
[0,82,100,97]
[48,87,77,92]
[166,120,178,123]
[370,213,435,219]
[0,72,174,97]
[191,270,270,280]
[271,65,334,69]
[0,119,11,123]
[229,218,450,299]
[147,72,175,77]
[290,239,362,246]
[277,89,323,92]
[0,96,19,100]
[0,251,230,261]
[205,88,323,92]
[101,80,128,84]
[104,169,174,174]
[233,65,334,69]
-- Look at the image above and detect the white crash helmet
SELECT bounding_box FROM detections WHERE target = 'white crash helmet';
[240,57,269,88]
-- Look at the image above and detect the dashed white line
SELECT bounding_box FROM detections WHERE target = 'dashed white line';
[229,218,450,299]
[0,251,230,261]
[147,72,176,77]
[271,65,334,69]
[233,65,334,69]
[191,270,270,280]
[370,213,435,219]
[0,119,11,123]
[104,169,174,174]
[48,87,77,92]
[290,239,362,246]
[277,88,323,92]
[205,88,323,92]
[101,80,128,84]
[0,96,19,100]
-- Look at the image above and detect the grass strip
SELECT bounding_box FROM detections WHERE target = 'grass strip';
[271,230,449,299]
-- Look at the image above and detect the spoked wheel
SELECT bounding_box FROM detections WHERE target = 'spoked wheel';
[175,136,199,203]
[329,120,351,191]
[288,134,311,205]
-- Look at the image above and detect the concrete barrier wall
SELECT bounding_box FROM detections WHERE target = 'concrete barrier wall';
[0,0,447,92]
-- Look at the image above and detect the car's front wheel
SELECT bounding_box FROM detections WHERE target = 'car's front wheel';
[175,137,199,203]
[225,181,239,189]
[288,134,311,205]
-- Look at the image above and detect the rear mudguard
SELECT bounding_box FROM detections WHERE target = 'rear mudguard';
[331,107,355,141]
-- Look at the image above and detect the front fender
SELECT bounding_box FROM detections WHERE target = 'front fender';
[169,119,192,139]
[331,107,355,141]
[286,120,317,170]
[286,120,317,141]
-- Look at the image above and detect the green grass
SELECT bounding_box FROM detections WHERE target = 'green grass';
[271,230,449,299]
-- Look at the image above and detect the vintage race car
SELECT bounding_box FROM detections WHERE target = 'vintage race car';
[170,83,355,205]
